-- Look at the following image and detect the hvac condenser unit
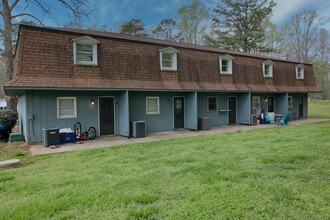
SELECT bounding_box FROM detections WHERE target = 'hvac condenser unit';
[131,121,146,138]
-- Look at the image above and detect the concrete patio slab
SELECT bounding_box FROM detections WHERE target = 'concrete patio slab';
[30,118,329,155]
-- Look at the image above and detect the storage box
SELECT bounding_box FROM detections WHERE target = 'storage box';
[59,132,76,143]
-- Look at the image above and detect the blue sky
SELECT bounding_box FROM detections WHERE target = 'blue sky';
[10,0,330,31]
[93,0,330,31]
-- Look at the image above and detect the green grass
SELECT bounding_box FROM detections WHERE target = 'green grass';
[309,99,330,118]
[0,143,29,161]
[1,122,329,219]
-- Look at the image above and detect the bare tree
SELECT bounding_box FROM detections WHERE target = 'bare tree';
[284,9,321,62]
[0,0,93,109]
[177,0,209,45]
[259,17,287,58]
[313,29,330,99]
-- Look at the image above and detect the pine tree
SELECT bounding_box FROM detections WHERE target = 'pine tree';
[207,0,276,53]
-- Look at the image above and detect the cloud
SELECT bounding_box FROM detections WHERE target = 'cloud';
[272,0,330,29]
[271,0,310,25]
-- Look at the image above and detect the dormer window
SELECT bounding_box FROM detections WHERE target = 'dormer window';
[262,60,274,78]
[219,54,234,74]
[159,47,179,71]
[296,64,305,79]
[72,36,99,66]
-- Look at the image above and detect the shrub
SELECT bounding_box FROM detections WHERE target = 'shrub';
[0,110,18,129]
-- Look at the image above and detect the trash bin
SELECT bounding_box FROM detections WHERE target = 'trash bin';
[42,128,60,147]
[131,121,146,138]
[198,117,210,130]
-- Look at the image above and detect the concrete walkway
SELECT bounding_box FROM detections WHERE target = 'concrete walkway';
[30,118,329,155]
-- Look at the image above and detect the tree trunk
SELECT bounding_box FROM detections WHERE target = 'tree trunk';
[2,0,17,111]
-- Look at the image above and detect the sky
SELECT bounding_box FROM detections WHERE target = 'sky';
[8,0,330,32]
[92,0,330,31]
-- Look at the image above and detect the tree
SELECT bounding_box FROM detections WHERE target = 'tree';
[119,19,148,36]
[152,19,177,41]
[259,17,287,58]
[0,0,92,109]
[312,29,330,99]
[316,28,330,62]
[208,0,276,53]
[314,60,330,99]
[177,0,209,45]
[284,9,321,62]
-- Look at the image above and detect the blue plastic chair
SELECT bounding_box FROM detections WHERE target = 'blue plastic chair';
[278,113,291,125]
[264,112,274,124]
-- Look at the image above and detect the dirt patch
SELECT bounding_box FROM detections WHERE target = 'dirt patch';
[3,142,31,156]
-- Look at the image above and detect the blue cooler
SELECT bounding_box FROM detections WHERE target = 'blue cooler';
[59,128,76,143]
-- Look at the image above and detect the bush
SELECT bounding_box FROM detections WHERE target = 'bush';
[0,110,18,129]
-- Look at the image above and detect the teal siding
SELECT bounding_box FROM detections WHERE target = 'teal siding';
[130,92,175,132]
[129,91,199,132]
[117,91,129,137]
[17,94,28,141]
[289,93,308,119]
[237,93,251,125]
[23,89,310,143]
[197,92,229,126]
[185,92,197,130]
[275,93,288,115]
[26,91,125,143]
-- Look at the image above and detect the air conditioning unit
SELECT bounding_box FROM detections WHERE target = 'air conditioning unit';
[250,114,257,125]
[131,121,146,138]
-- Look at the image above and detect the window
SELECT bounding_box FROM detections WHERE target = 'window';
[72,36,99,65]
[146,97,160,115]
[252,96,260,109]
[57,97,77,119]
[262,60,274,78]
[208,97,217,111]
[219,54,234,74]
[296,64,305,79]
[159,47,179,71]
[288,96,293,108]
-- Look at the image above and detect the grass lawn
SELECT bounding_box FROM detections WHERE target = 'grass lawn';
[0,122,329,219]
[309,99,330,118]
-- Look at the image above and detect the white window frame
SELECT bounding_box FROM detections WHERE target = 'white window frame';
[262,60,274,78]
[252,96,260,109]
[296,64,305,79]
[72,36,99,66]
[288,96,293,108]
[208,96,218,111]
[219,54,234,74]
[57,97,77,119]
[159,47,179,71]
[146,96,160,115]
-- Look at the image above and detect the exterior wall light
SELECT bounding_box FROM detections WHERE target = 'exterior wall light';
[90,100,95,105]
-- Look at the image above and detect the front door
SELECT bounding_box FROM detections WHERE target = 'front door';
[298,97,304,118]
[228,97,236,124]
[174,97,184,129]
[99,97,114,135]
[267,97,274,112]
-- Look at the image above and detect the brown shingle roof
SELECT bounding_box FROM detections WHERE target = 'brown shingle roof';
[19,25,311,65]
[4,25,320,94]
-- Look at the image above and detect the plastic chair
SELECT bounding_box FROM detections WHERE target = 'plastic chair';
[278,113,291,125]
[264,112,274,124]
